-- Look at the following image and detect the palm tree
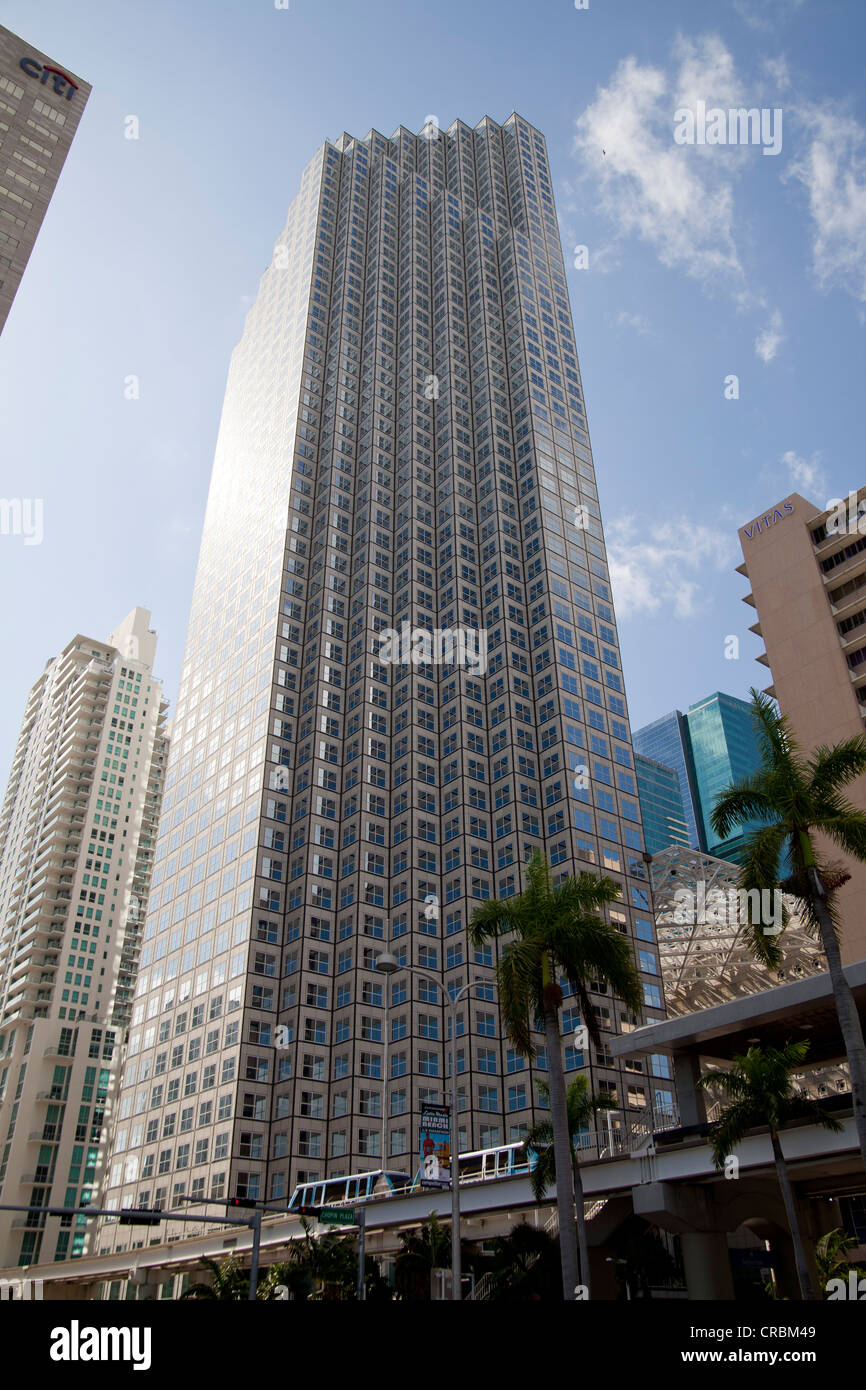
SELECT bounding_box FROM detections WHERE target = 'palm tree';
[256,1226,390,1301]
[180,1254,249,1300]
[697,1040,842,1301]
[815,1226,865,1297]
[288,1217,361,1300]
[485,1222,562,1301]
[711,689,866,1168]
[257,1258,313,1302]
[469,851,642,1301]
[394,1211,451,1300]
[612,1215,682,1299]
[523,1076,616,1297]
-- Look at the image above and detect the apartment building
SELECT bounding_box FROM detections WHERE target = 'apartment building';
[738,487,866,962]
[0,609,167,1266]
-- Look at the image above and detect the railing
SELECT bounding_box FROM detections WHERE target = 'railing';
[465,1270,497,1301]
[291,1114,682,1219]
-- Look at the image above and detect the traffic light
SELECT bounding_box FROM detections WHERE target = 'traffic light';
[226,1196,259,1209]
[297,1204,321,1218]
[118,1208,162,1227]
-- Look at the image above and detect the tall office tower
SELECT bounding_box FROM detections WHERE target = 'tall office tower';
[97,114,664,1250]
[635,693,768,864]
[738,486,866,962]
[634,754,690,856]
[0,25,90,334]
[686,692,770,863]
[633,711,701,850]
[0,609,167,1268]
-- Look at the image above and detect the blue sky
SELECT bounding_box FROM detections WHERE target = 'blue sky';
[1,0,864,776]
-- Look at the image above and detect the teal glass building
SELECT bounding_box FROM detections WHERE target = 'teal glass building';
[685,692,769,862]
[634,754,691,856]
[634,692,769,864]
[633,710,701,850]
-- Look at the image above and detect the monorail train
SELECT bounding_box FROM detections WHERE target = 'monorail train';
[288,1140,537,1211]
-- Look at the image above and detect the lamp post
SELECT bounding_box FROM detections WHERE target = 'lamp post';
[376,951,494,1301]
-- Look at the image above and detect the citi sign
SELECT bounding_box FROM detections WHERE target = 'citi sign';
[19,56,78,100]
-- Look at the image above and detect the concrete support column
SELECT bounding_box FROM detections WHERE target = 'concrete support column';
[680,1231,735,1301]
[673,1051,707,1127]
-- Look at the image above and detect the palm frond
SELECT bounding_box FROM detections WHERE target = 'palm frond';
[495,935,543,1058]
[748,688,804,782]
[710,780,776,842]
[809,736,866,799]
[708,1100,762,1168]
[468,893,528,946]
[812,810,866,864]
[548,914,642,1015]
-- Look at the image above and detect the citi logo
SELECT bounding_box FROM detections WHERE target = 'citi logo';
[19,57,79,100]
[49,1321,152,1371]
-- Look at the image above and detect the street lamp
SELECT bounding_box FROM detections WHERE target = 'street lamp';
[376,950,494,1301]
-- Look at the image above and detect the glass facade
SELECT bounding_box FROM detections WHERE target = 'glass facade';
[635,692,771,865]
[97,114,663,1242]
[633,710,701,850]
[634,755,690,856]
[685,692,769,862]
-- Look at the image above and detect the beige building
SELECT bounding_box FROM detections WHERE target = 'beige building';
[92,114,666,1258]
[0,24,91,333]
[0,609,168,1267]
[737,489,866,963]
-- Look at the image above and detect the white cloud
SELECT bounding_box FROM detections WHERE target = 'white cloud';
[572,39,748,299]
[607,515,737,620]
[755,309,785,362]
[786,105,866,306]
[734,0,807,33]
[585,243,620,274]
[616,310,653,336]
[763,55,791,91]
[782,449,826,497]
[673,33,743,115]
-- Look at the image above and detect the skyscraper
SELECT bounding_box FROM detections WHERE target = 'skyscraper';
[634,693,769,863]
[633,711,701,850]
[96,115,662,1248]
[0,24,90,334]
[0,609,167,1267]
[685,691,768,862]
[634,754,690,856]
[738,486,866,963]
